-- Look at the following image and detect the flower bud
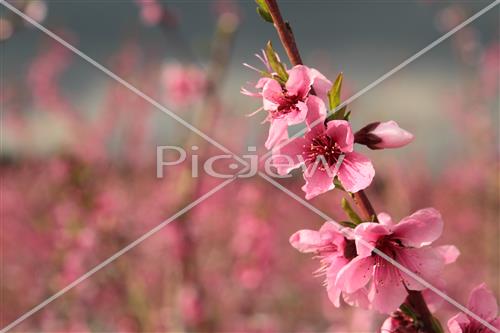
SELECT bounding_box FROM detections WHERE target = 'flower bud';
[380,311,420,333]
[355,121,414,149]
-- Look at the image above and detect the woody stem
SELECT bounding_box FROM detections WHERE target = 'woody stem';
[263,1,437,332]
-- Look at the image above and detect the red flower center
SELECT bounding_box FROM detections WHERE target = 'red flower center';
[270,92,301,119]
[304,133,343,169]
[375,236,402,258]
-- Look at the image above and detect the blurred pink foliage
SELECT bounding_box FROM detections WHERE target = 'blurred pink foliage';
[161,63,207,109]
[135,0,163,26]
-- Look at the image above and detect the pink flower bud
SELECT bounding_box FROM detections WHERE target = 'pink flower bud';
[355,121,414,150]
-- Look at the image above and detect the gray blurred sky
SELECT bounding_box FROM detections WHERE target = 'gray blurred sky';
[1,0,499,167]
[3,0,498,81]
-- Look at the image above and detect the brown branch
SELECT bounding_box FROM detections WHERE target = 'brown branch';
[352,190,378,221]
[406,290,437,333]
[263,1,437,332]
[264,0,303,66]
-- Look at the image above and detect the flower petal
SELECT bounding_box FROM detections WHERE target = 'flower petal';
[309,68,332,102]
[396,247,445,291]
[265,119,289,150]
[335,255,374,293]
[380,316,399,333]
[422,278,447,312]
[319,222,346,249]
[369,263,408,314]
[289,229,322,253]
[304,95,327,134]
[262,79,285,110]
[392,208,443,248]
[285,100,308,125]
[326,120,354,152]
[435,245,460,265]
[255,77,271,89]
[271,136,307,174]
[326,256,350,307]
[337,152,375,193]
[301,167,335,200]
[342,287,371,309]
[467,283,498,322]
[286,65,312,99]
[377,212,394,227]
[447,313,469,333]
[354,222,391,258]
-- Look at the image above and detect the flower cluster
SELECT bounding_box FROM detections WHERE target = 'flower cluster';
[241,36,498,332]
[290,208,459,314]
[242,47,413,199]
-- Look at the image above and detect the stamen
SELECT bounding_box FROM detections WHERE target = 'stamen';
[304,134,342,170]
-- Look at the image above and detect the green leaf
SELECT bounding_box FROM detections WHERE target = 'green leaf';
[339,221,357,229]
[341,197,363,225]
[344,110,351,120]
[327,72,343,110]
[431,316,445,333]
[325,105,347,122]
[255,1,273,23]
[400,304,418,321]
[333,178,345,191]
[265,41,289,83]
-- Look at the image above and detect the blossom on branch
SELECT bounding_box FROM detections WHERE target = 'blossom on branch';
[289,222,363,307]
[335,208,459,313]
[242,62,331,149]
[448,283,500,333]
[271,96,375,199]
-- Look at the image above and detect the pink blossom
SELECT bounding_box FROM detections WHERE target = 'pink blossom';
[272,96,374,199]
[335,208,458,313]
[447,283,500,333]
[289,222,352,306]
[355,121,414,149]
[243,64,331,149]
[161,63,207,108]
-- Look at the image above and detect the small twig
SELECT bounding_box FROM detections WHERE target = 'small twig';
[406,290,437,333]
[352,190,378,221]
[264,0,303,66]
